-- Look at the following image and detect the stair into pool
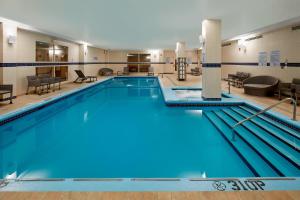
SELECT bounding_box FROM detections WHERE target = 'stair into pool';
[204,106,300,178]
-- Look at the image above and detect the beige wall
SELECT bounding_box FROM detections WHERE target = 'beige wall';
[84,46,106,76]
[13,29,82,95]
[107,50,127,72]
[222,26,300,82]
[2,23,18,95]
[106,49,199,74]
[16,29,52,95]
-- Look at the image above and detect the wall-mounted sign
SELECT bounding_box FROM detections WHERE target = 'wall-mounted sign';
[258,52,268,66]
[270,50,280,67]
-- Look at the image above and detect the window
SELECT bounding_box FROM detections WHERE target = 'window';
[35,42,69,80]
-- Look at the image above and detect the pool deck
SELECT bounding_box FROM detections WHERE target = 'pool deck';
[0,191,300,200]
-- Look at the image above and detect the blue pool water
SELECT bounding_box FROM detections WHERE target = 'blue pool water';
[0,77,299,179]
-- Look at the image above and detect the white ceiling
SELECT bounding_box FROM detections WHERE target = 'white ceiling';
[0,0,300,50]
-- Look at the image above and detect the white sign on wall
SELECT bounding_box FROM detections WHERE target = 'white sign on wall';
[258,52,268,67]
[270,50,281,67]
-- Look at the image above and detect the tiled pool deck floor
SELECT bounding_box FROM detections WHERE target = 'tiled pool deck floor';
[1,191,299,200]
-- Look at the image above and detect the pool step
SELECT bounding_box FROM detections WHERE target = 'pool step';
[231,107,300,151]
[239,106,300,140]
[204,112,279,177]
[213,110,300,177]
[222,108,300,168]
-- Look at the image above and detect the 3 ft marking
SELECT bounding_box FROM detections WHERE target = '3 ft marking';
[212,180,265,191]
[228,180,265,191]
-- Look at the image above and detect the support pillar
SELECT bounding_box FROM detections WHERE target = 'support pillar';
[201,19,222,100]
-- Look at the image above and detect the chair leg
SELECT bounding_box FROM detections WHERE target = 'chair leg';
[278,91,281,100]
[26,86,29,95]
[74,77,79,83]
[10,92,13,104]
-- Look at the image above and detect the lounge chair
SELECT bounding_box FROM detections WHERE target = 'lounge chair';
[117,67,129,76]
[99,68,113,76]
[26,76,49,95]
[74,70,97,83]
[0,84,14,104]
[148,67,154,76]
[278,78,300,100]
[191,67,201,76]
[243,76,279,96]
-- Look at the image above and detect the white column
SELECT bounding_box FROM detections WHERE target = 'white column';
[201,19,222,100]
[1,23,18,95]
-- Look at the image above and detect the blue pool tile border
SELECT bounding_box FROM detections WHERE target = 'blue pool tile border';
[202,63,221,68]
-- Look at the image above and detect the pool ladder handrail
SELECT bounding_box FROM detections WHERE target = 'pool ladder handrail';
[231,98,297,141]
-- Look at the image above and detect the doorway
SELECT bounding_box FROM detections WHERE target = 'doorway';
[127,53,151,72]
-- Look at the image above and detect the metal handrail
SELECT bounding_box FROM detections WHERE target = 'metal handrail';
[231,98,297,141]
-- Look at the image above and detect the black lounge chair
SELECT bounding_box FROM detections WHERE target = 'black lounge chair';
[74,70,97,83]
[243,76,279,96]
[0,84,14,104]
[99,68,113,76]
[117,67,129,76]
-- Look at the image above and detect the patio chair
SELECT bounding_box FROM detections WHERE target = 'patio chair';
[191,67,201,76]
[26,76,49,95]
[148,66,154,76]
[278,78,300,102]
[117,67,129,76]
[293,84,300,104]
[0,84,14,104]
[235,72,251,88]
[226,72,250,88]
[74,70,97,83]
[38,74,63,92]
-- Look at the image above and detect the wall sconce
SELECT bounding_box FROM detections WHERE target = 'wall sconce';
[7,35,17,45]
[238,39,246,53]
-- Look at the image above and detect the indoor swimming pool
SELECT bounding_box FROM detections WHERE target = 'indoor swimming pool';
[0,77,299,181]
